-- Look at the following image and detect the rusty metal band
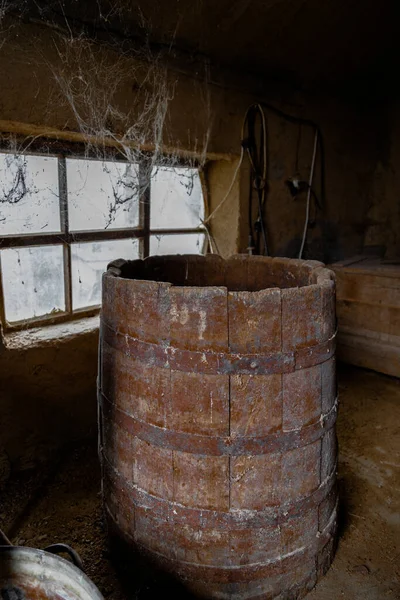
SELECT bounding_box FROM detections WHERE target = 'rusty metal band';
[99,391,338,456]
[101,319,336,375]
[102,457,337,529]
[104,504,337,583]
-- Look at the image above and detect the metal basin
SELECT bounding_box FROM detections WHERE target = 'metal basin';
[0,544,103,600]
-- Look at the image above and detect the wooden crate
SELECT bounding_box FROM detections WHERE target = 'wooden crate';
[331,256,400,378]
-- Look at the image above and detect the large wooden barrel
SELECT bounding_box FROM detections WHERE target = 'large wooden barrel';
[98,255,338,600]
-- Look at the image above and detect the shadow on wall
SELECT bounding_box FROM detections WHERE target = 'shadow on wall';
[0,327,99,472]
[276,220,361,264]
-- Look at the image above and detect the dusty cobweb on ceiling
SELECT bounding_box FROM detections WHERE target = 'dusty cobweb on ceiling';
[0,3,214,234]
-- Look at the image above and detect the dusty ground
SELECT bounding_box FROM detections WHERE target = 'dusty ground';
[0,364,399,599]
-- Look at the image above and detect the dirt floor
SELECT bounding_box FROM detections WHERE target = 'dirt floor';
[0,364,399,599]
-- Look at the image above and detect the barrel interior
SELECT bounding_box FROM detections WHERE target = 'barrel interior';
[112,255,316,291]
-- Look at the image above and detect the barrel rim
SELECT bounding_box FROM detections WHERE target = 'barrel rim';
[104,255,335,293]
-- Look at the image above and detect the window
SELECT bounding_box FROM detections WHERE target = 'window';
[0,150,206,330]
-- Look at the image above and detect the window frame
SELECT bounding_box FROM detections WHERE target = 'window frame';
[0,142,207,332]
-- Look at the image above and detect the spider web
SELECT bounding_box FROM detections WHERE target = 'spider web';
[0,2,213,229]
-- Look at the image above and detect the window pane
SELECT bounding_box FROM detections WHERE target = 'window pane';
[67,158,140,232]
[150,167,204,229]
[1,245,65,323]
[150,233,206,256]
[71,238,140,310]
[0,153,60,236]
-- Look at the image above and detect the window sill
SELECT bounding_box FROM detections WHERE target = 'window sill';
[3,315,100,350]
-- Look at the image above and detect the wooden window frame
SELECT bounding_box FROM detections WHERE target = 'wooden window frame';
[0,146,206,332]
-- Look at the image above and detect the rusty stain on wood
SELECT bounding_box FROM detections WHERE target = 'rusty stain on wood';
[98,254,338,599]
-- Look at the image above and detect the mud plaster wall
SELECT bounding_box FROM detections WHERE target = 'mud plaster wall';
[0,19,393,470]
[0,322,99,472]
[0,20,386,261]
[364,97,400,260]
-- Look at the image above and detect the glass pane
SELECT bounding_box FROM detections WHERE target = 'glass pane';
[0,153,60,236]
[150,233,206,256]
[150,167,204,229]
[1,245,65,323]
[71,238,140,310]
[67,158,140,232]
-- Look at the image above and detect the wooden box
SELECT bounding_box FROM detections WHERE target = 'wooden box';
[331,256,400,378]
